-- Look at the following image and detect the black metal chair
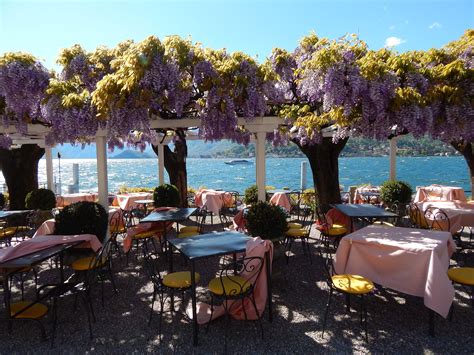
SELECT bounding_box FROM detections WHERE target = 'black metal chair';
[141,239,200,341]
[108,209,127,261]
[406,203,428,229]
[424,206,451,232]
[284,213,313,264]
[205,256,265,352]
[319,245,374,343]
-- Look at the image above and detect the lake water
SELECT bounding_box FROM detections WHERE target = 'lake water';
[2,156,470,194]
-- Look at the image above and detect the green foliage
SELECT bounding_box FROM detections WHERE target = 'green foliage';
[153,184,180,207]
[244,185,258,205]
[245,201,288,240]
[380,180,413,206]
[25,188,56,210]
[301,188,318,210]
[118,185,153,194]
[55,201,108,242]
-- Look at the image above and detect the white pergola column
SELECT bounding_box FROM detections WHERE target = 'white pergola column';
[45,146,54,191]
[95,134,109,209]
[255,131,266,201]
[389,137,398,181]
[158,144,165,185]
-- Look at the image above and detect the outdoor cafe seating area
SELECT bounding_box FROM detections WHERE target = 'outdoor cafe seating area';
[0,184,473,352]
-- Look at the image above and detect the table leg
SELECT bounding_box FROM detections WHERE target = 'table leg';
[265,251,273,322]
[191,261,198,346]
[3,273,12,333]
[429,309,435,336]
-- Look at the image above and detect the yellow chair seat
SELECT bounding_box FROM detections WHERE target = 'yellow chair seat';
[286,228,308,238]
[180,226,199,233]
[332,274,374,295]
[178,231,199,239]
[326,226,347,236]
[134,229,163,239]
[288,222,303,229]
[10,301,48,319]
[71,256,106,271]
[448,267,474,286]
[0,227,19,237]
[208,275,251,296]
[162,271,200,288]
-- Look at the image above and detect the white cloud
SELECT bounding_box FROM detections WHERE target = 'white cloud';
[384,36,406,48]
[429,22,442,29]
[389,25,396,30]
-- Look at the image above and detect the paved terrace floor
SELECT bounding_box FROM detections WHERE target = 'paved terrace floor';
[1,222,473,353]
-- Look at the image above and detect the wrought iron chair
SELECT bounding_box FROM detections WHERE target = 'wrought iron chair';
[406,203,428,229]
[314,205,348,250]
[205,256,265,352]
[141,239,200,341]
[46,237,116,346]
[447,266,474,317]
[424,206,451,232]
[219,191,242,229]
[108,209,127,260]
[319,245,374,343]
[284,213,313,264]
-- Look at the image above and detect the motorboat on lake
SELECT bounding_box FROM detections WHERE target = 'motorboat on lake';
[224,159,253,165]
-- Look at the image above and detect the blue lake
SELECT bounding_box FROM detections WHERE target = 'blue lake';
[4,156,469,194]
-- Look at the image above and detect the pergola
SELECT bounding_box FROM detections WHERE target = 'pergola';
[1,116,287,207]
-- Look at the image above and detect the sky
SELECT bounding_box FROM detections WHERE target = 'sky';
[0,0,473,69]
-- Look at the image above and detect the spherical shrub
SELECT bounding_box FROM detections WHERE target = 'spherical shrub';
[244,185,258,205]
[153,184,180,208]
[380,180,413,206]
[245,201,288,240]
[55,201,108,242]
[25,188,56,210]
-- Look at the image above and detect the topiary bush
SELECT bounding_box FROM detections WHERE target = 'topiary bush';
[55,201,108,242]
[380,180,413,206]
[153,184,180,208]
[245,201,288,240]
[244,185,258,205]
[25,188,56,210]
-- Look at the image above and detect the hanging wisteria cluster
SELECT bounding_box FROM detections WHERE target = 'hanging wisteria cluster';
[0,30,472,150]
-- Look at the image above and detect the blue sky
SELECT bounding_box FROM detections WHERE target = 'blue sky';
[0,0,473,69]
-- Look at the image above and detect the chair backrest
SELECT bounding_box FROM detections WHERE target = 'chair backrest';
[109,209,126,235]
[424,206,450,232]
[141,239,163,286]
[218,256,264,297]
[387,200,401,226]
[124,208,145,228]
[406,203,428,228]
[84,236,114,285]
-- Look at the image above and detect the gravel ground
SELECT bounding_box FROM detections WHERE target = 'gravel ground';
[1,223,473,354]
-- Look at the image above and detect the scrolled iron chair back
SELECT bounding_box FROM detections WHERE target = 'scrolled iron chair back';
[424,206,450,232]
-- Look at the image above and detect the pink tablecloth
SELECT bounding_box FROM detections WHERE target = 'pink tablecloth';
[269,192,291,212]
[56,193,98,207]
[334,224,455,318]
[196,237,273,324]
[112,192,153,210]
[414,185,467,203]
[354,185,381,204]
[415,201,474,234]
[0,234,102,264]
[195,189,233,214]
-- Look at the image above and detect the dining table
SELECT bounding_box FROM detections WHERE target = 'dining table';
[167,231,273,346]
[331,204,398,232]
[56,193,98,207]
[194,189,234,215]
[111,192,153,210]
[353,185,381,204]
[334,224,455,334]
[0,233,101,337]
[415,200,474,234]
[414,185,467,203]
[268,192,291,211]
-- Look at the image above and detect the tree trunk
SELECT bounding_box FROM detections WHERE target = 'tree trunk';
[451,140,474,199]
[0,144,45,210]
[293,137,348,212]
[152,136,188,208]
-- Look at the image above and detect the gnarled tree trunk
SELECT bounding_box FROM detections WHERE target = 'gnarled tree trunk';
[152,134,188,207]
[451,140,474,199]
[0,144,45,210]
[293,137,348,211]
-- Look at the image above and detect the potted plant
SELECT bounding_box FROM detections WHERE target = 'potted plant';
[243,185,258,205]
[380,180,413,211]
[153,184,180,208]
[25,188,57,226]
[55,201,108,242]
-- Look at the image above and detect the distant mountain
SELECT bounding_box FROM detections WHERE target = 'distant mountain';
[110,150,154,159]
